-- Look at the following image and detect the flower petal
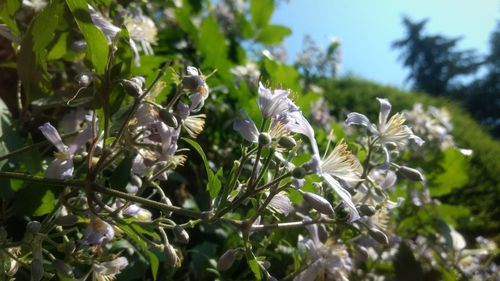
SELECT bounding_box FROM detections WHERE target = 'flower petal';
[268,193,292,215]
[39,123,67,152]
[323,174,360,222]
[233,110,259,143]
[377,98,392,129]
[345,113,375,133]
[46,158,74,179]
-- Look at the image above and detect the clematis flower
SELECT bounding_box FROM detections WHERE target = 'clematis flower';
[91,257,128,281]
[183,67,210,111]
[345,98,424,165]
[124,8,158,66]
[39,123,92,179]
[81,216,115,245]
[257,82,293,119]
[320,141,362,222]
[295,217,352,281]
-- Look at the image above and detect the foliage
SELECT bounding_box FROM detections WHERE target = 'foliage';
[0,0,498,281]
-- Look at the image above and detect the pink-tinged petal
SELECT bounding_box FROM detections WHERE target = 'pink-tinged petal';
[233,110,259,143]
[189,93,204,112]
[322,174,360,222]
[46,158,74,179]
[345,113,377,133]
[268,193,292,215]
[293,259,322,281]
[68,126,93,155]
[39,123,67,152]
[285,111,319,156]
[303,216,321,247]
[377,97,392,129]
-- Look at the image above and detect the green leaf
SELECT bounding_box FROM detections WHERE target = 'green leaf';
[182,138,221,198]
[0,98,24,170]
[257,24,291,45]
[147,251,159,281]
[0,0,21,34]
[47,32,68,60]
[250,0,274,28]
[17,0,65,100]
[436,204,470,226]
[65,0,109,74]
[208,167,223,198]
[246,249,262,280]
[430,148,469,196]
[33,189,56,216]
[197,16,229,70]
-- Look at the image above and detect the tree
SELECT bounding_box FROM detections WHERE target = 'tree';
[393,17,482,96]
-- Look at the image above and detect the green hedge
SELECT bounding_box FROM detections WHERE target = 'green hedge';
[320,77,500,234]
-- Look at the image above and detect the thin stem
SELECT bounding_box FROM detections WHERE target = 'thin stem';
[0,171,84,187]
[250,218,339,232]
[248,144,263,188]
[92,184,205,219]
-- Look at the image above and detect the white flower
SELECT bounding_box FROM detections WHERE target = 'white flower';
[92,257,128,281]
[39,122,92,179]
[346,98,424,165]
[295,217,352,281]
[81,216,115,245]
[320,141,362,222]
[124,9,157,66]
[257,82,293,119]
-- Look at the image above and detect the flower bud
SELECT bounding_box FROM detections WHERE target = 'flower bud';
[173,225,189,244]
[131,175,142,189]
[122,79,143,97]
[26,221,41,233]
[355,245,369,261]
[278,136,296,149]
[55,215,79,227]
[164,196,173,217]
[217,249,238,271]
[398,166,424,182]
[292,167,307,179]
[368,228,389,245]
[302,192,334,215]
[76,73,92,88]
[164,243,179,267]
[182,75,204,91]
[317,224,328,243]
[159,109,179,128]
[258,132,272,146]
[358,204,376,217]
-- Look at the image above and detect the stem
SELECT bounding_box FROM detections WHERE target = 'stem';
[92,184,205,219]
[253,148,274,188]
[250,218,339,232]
[0,171,84,187]
[248,144,263,188]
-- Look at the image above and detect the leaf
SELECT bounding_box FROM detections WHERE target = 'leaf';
[257,24,291,45]
[250,0,274,28]
[197,16,229,71]
[47,32,68,60]
[17,0,64,100]
[33,189,56,216]
[0,98,23,170]
[65,0,109,74]
[246,249,262,280]
[0,0,21,34]
[430,148,469,196]
[147,251,159,281]
[436,204,470,226]
[182,138,222,198]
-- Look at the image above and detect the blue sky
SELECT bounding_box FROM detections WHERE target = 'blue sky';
[273,0,500,88]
